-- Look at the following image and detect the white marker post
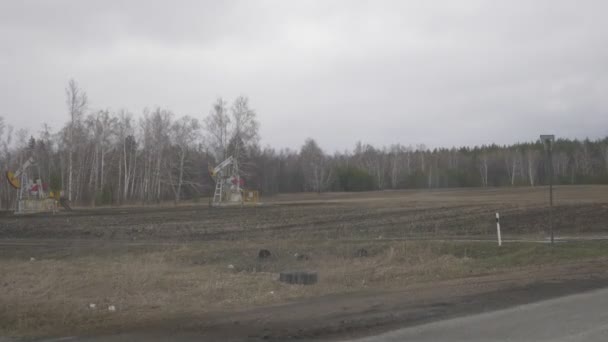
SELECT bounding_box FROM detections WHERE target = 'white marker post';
[496,212,502,247]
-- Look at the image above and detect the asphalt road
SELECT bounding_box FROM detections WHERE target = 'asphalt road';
[348,287,608,342]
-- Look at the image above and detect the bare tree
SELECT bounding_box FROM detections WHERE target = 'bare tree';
[355,144,388,189]
[526,149,540,186]
[601,143,608,174]
[504,148,522,186]
[0,117,10,162]
[0,117,9,208]
[478,150,489,187]
[204,98,230,161]
[573,140,593,178]
[85,110,117,205]
[37,123,54,186]
[139,108,172,203]
[416,144,427,173]
[169,115,201,202]
[116,110,136,202]
[226,96,260,178]
[300,138,332,193]
[388,144,405,189]
[65,79,88,202]
[230,96,259,147]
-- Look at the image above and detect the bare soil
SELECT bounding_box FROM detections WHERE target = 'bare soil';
[1,185,608,340]
[2,185,608,241]
[176,259,608,341]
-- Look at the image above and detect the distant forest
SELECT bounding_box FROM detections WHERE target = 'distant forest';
[1,80,607,208]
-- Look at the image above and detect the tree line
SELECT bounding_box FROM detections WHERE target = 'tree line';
[1,79,607,208]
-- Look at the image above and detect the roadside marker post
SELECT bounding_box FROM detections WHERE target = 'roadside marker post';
[496,212,502,247]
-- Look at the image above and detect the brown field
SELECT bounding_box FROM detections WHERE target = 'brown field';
[1,185,608,340]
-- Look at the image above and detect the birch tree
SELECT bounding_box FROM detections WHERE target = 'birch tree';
[478,150,489,187]
[0,117,11,208]
[300,138,333,193]
[601,142,608,174]
[116,111,136,202]
[504,148,522,186]
[526,149,540,186]
[230,96,259,147]
[228,96,260,176]
[169,115,201,202]
[388,145,405,189]
[204,98,230,161]
[86,110,117,204]
[139,108,172,203]
[65,79,88,202]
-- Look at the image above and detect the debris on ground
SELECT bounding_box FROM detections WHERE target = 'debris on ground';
[294,253,310,261]
[88,303,96,309]
[355,248,368,257]
[258,249,271,259]
[108,305,116,312]
[279,271,318,285]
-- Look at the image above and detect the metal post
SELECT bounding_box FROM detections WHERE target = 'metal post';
[540,135,555,245]
[549,141,554,245]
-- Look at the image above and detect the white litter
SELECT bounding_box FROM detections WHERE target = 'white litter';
[89,303,96,309]
[227,264,235,269]
[30,257,36,262]
[108,305,116,312]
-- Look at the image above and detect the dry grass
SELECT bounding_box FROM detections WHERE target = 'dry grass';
[0,240,459,336]
[0,247,288,335]
[3,186,608,337]
[3,238,608,337]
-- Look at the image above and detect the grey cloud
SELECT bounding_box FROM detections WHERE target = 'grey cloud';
[1,0,607,151]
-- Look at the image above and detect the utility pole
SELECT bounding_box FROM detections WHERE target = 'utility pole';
[540,135,555,245]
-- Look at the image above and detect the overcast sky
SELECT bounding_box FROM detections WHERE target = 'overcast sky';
[1,0,607,151]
